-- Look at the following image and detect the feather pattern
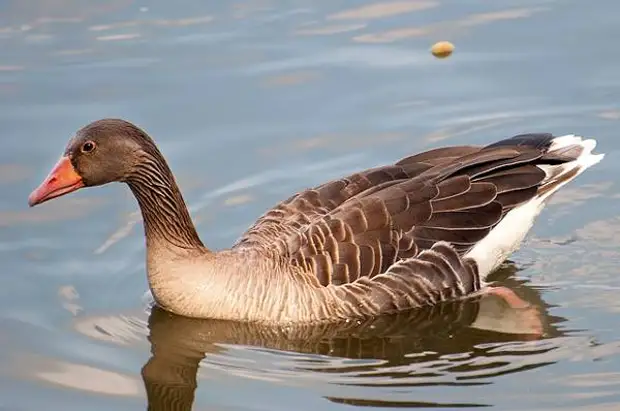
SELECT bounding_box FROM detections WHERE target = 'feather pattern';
[227,132,603,322]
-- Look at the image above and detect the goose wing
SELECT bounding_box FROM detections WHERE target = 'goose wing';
[233,145,479,250]
[238,134,570,293]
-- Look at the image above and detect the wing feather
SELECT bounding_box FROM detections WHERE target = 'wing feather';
[233,134,571,306]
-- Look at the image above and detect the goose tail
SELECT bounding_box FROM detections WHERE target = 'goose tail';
[465,133,604,279]
[535,134,605,201]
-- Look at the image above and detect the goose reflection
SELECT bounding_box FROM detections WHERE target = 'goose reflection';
[139,263,564,410]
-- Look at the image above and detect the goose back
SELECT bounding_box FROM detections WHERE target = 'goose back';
[234,135,566,288]
[225,133,604,323]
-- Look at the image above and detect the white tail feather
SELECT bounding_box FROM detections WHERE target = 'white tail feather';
[537,134,604,201]
[465,134,604,280]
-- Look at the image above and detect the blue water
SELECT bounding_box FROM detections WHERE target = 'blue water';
[1,1,620,410]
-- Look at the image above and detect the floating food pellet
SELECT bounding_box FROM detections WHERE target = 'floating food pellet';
[431,41,454,58]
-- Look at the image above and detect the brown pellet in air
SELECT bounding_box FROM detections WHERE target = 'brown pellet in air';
[431,41,454,58]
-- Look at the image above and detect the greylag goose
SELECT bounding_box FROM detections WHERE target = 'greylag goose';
[28,119,603,324]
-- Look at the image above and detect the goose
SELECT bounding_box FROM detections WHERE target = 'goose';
[28,119,604,324]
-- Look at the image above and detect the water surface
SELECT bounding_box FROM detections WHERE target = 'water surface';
[1,1,620,410]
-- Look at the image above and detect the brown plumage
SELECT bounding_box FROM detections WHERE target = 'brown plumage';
[28,119,604,324]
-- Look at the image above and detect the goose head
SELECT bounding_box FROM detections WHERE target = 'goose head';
[28,119,152,206]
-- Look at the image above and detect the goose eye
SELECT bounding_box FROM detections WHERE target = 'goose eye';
[81,141,96,153]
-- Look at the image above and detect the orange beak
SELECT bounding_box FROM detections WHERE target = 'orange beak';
[28,156,84,207]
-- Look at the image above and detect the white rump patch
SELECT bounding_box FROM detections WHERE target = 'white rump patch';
[465,134,604,279]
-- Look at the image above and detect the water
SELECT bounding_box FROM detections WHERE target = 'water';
[1,1,620,410]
